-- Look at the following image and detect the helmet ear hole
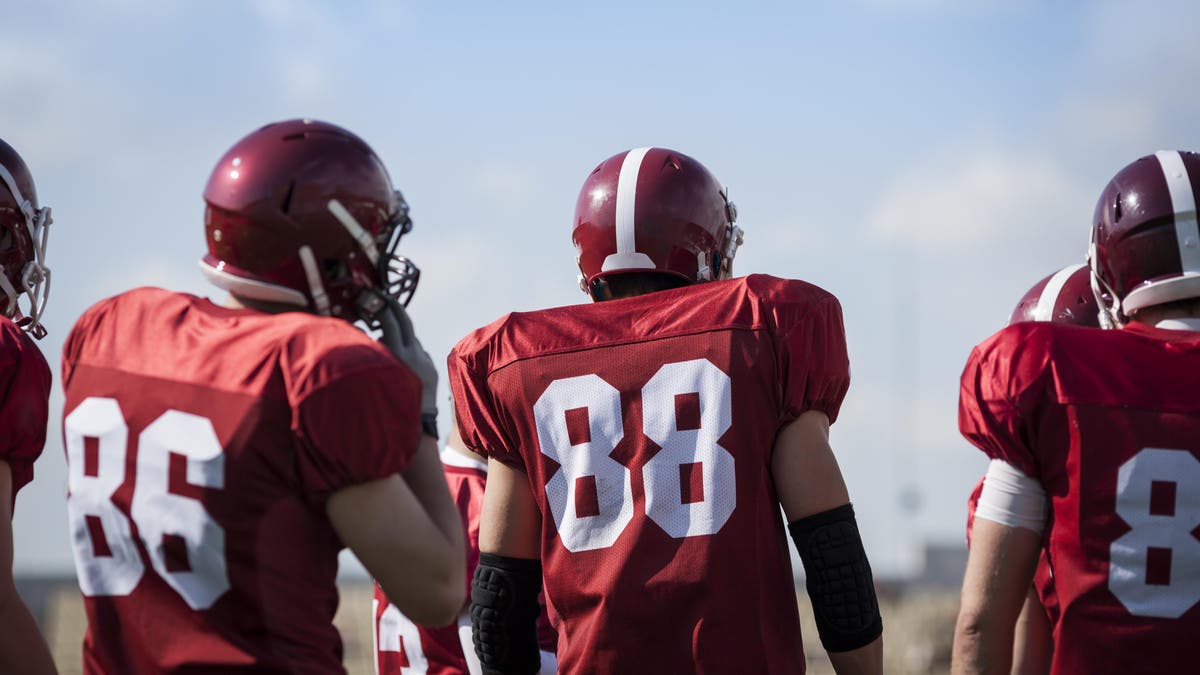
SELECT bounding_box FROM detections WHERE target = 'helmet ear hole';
[280,181,296,214]
[323,258,349,283]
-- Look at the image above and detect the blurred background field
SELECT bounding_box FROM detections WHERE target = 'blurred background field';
[22,563,963,675]
[10,2,1198,673]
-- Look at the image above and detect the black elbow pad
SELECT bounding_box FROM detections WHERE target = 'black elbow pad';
[789,503,883,652]
[470,553,542,675]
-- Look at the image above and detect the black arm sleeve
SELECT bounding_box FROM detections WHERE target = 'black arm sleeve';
[470,553,542,675]
[789,503,883,652]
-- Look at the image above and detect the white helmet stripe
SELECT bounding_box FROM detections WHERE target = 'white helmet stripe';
[602,147,656,272]
[1033,263,1086,322]
[1155,150,1200,273]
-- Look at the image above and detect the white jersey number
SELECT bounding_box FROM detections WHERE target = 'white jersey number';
[535,358,736,552]
[374,599,428,675]
[65,397,230,610]
[1109,447,1200,618]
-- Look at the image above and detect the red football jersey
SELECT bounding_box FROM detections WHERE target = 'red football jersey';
[0,314,51,504]
[449,274,850,674]
[373,448,556,675]
[61,288,423,675]
[965,478,1059,625]
[960,320,1200,674]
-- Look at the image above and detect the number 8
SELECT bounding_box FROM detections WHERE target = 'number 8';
[642,360,735,539]
[1109,447,1200,618]
[535,375,635,553]
[534,359,736,552]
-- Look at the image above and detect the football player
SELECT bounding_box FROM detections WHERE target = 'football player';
[373,408,557,675]
[0,138,57,675]
[962,263,1100,675]
[450,148,883,674]
[954,151,1200,674]
[61,119,465,674]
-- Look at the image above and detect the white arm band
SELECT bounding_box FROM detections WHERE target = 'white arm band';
[458,612,484,675]
[975,460,1049,534]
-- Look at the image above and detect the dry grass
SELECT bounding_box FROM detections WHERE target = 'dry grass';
[42,582,961,674]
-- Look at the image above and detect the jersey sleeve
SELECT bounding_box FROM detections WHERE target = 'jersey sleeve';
[292,343,423,499]
[448,340,523,470]
[772,291,851,425]
[0,321,51,497]
[61,296,107,388]
[957,325,1052,478]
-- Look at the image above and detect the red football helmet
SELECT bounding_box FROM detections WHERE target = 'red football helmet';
[201,119,416,323]
[572,147,742,298]
[0,138,51,339]
[1009,263,1101,327]
[1089,150,1200,326]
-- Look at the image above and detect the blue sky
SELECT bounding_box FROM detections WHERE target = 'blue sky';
[4,0,1198,576]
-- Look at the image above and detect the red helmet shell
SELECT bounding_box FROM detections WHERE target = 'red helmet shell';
[572,147,739,293]
[1089,150,1200,322]
[1008,264,1100,327]
[0,138,51,337]
[0,140,38,313]
[201,119,410,321]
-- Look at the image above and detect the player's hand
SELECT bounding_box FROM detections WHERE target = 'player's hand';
[378,298,438,419]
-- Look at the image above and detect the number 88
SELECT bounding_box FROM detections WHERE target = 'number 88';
[534,358,736,553]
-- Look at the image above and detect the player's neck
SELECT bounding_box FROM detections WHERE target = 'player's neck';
[224,294,308,315]
[1130,304,1200,328]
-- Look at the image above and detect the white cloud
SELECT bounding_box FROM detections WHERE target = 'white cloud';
[0,38,117,170]
[865,143,1093,256]
[1053,97,1159,154]
[472,161,540,211]
[1042,1,1200,164]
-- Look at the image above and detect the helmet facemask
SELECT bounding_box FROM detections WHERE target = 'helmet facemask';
[18,204,51,338]
[718,194,743,280]
[0,160,51,339]
[356,190,420,329]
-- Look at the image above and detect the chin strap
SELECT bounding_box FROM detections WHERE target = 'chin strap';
[1089,245,1122,329]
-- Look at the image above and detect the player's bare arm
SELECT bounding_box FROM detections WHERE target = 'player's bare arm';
[773,410,883,675]
[1010,585,1052,675]
[478,458,540,559]
[952,518,1042,675]
[469,457,543,675]
[328,434,466,627]
[961,264,1094,675]
[401,434,469,570]
[0,461,57,675]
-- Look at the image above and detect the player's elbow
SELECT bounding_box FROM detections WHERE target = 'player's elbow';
[380,568,465,627]
[955,604,991,642]
[952,604,1006,672]
[0,569,26,623]
[416,584,467,627]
